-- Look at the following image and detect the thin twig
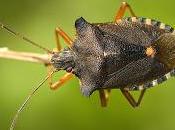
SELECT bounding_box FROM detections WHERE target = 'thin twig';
[0,47,51,64]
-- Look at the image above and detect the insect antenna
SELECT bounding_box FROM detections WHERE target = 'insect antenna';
[10,70,56,130]
[0,22,53,54]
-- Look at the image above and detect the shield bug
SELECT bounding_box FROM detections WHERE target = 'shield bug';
[0,1,175,130]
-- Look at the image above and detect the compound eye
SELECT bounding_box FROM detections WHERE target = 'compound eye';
[66,67,73,73]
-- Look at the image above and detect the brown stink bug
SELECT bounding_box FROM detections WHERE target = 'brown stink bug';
[1,1,175,130]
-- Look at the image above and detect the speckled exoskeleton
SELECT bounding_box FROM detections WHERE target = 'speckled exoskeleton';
[51,3,175,108]
[2,2,175,130]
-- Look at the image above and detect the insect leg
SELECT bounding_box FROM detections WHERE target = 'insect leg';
[114,2,136,22]
[120,89,137,107]
[46,64,54,86]
[136,89,146,106]
[46,57,73,90]
[99,89,111,107]
[120,89,146,108]
[55,27,73,50]
[46,27,74,90]
[50,73,73,90]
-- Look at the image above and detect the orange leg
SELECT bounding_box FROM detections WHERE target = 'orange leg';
[46,27,74,90]
[115,2,136,22]
[99,89,111,107]
[50,73,73,90]
[46,64,73,90]
[47,64,53,86]
[120,89,146,108]
[55,27,73,49]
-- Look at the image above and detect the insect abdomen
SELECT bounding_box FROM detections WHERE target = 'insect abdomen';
[124,17,174,33]
[153,34,175,69]
[128,69,175,91]
[123,17,175,91]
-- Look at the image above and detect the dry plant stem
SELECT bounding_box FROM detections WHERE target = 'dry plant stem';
[0,47,50,64]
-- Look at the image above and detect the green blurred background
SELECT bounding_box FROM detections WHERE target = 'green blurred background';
[0,0,175,130]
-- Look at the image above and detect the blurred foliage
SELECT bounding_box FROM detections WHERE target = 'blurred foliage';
[0,0,175,130]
